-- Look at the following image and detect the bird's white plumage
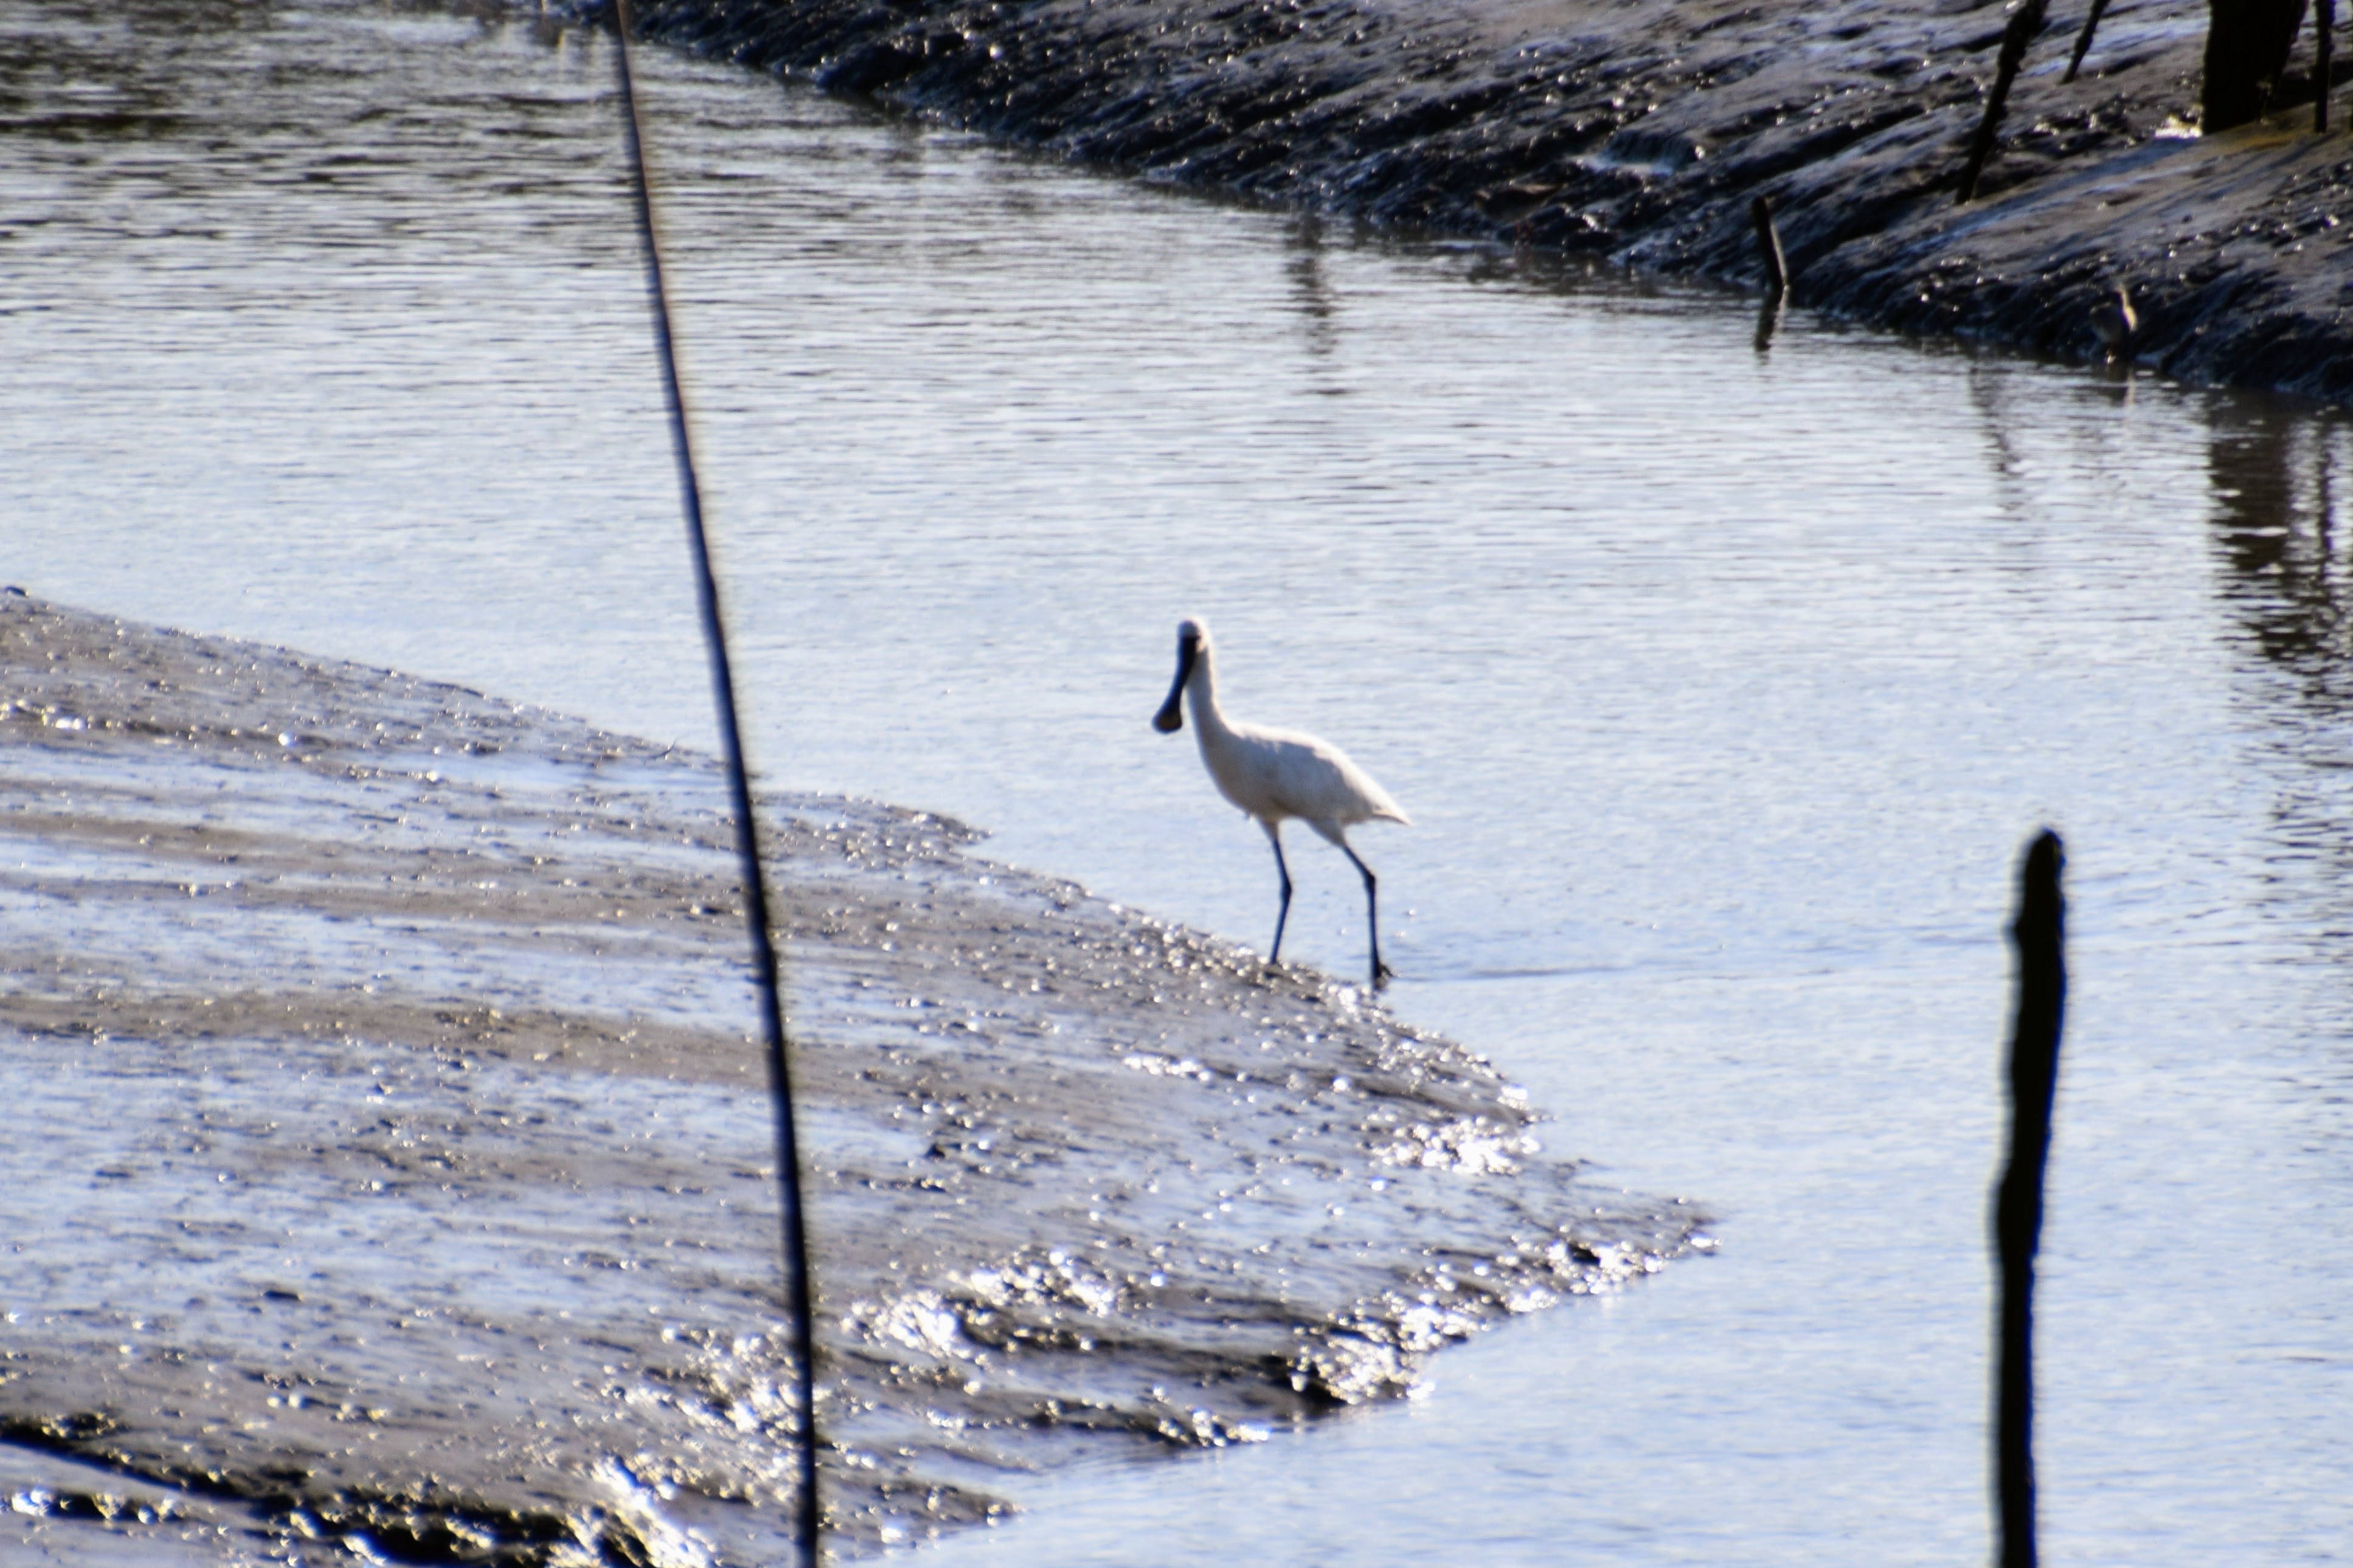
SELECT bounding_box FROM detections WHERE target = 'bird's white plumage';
[1154,616,1407,985]
[1177,621,1407,832]
[1194,717,1409,832]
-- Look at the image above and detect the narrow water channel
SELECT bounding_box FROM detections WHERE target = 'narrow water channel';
[5,1,2351,1563]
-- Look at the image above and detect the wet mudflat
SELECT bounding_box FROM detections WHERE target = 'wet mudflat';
[630,0,2353,400]
[5,1,2353,1564]
[0,595,1696,1563]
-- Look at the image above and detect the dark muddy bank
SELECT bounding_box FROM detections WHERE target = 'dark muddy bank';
[611,0,2353,402]
[0,593,1703,1566]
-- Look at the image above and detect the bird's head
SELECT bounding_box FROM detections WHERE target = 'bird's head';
[1153,619,1206,733]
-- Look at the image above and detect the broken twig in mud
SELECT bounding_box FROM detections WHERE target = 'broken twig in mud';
[2063,0,2111,83]
[1959,0,2051,205]
[2091,285,2138,363]
[1993,829,2067,1568]
[1750,196,1789,350]
[610,1,822,1559]
[1750,195,1790,303]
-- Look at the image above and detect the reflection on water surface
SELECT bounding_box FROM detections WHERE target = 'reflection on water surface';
[4,0,2351,1563]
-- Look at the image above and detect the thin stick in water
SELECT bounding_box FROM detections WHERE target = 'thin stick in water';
[607,5,823,1561]
[1992,829,2066,1568]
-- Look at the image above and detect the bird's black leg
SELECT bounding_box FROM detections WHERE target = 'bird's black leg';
[1339,842,1391,987]
[1263,822,1294,964]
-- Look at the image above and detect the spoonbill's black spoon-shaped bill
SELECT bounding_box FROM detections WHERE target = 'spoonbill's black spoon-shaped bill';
[1153,618,1410,987]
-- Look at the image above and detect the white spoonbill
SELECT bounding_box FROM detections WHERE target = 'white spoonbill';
[1152,617,1410,987]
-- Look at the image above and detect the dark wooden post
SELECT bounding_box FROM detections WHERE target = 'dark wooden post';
[2318,0,2336,131]
[1958,0,2051,204]
[1993,829,2066,1568]
[2202,0,2313,131]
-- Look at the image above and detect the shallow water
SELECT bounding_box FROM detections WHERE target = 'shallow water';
[5,1,2351,1563]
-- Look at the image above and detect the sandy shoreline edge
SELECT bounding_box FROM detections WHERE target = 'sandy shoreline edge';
[1,593,1703,1565]
[605,0,2353,403]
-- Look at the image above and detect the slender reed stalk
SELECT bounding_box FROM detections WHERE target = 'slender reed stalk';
[608,6,822,1560]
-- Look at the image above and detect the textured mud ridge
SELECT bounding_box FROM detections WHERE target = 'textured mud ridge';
[610,0,2353,403]
[0,592,1705,1566]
